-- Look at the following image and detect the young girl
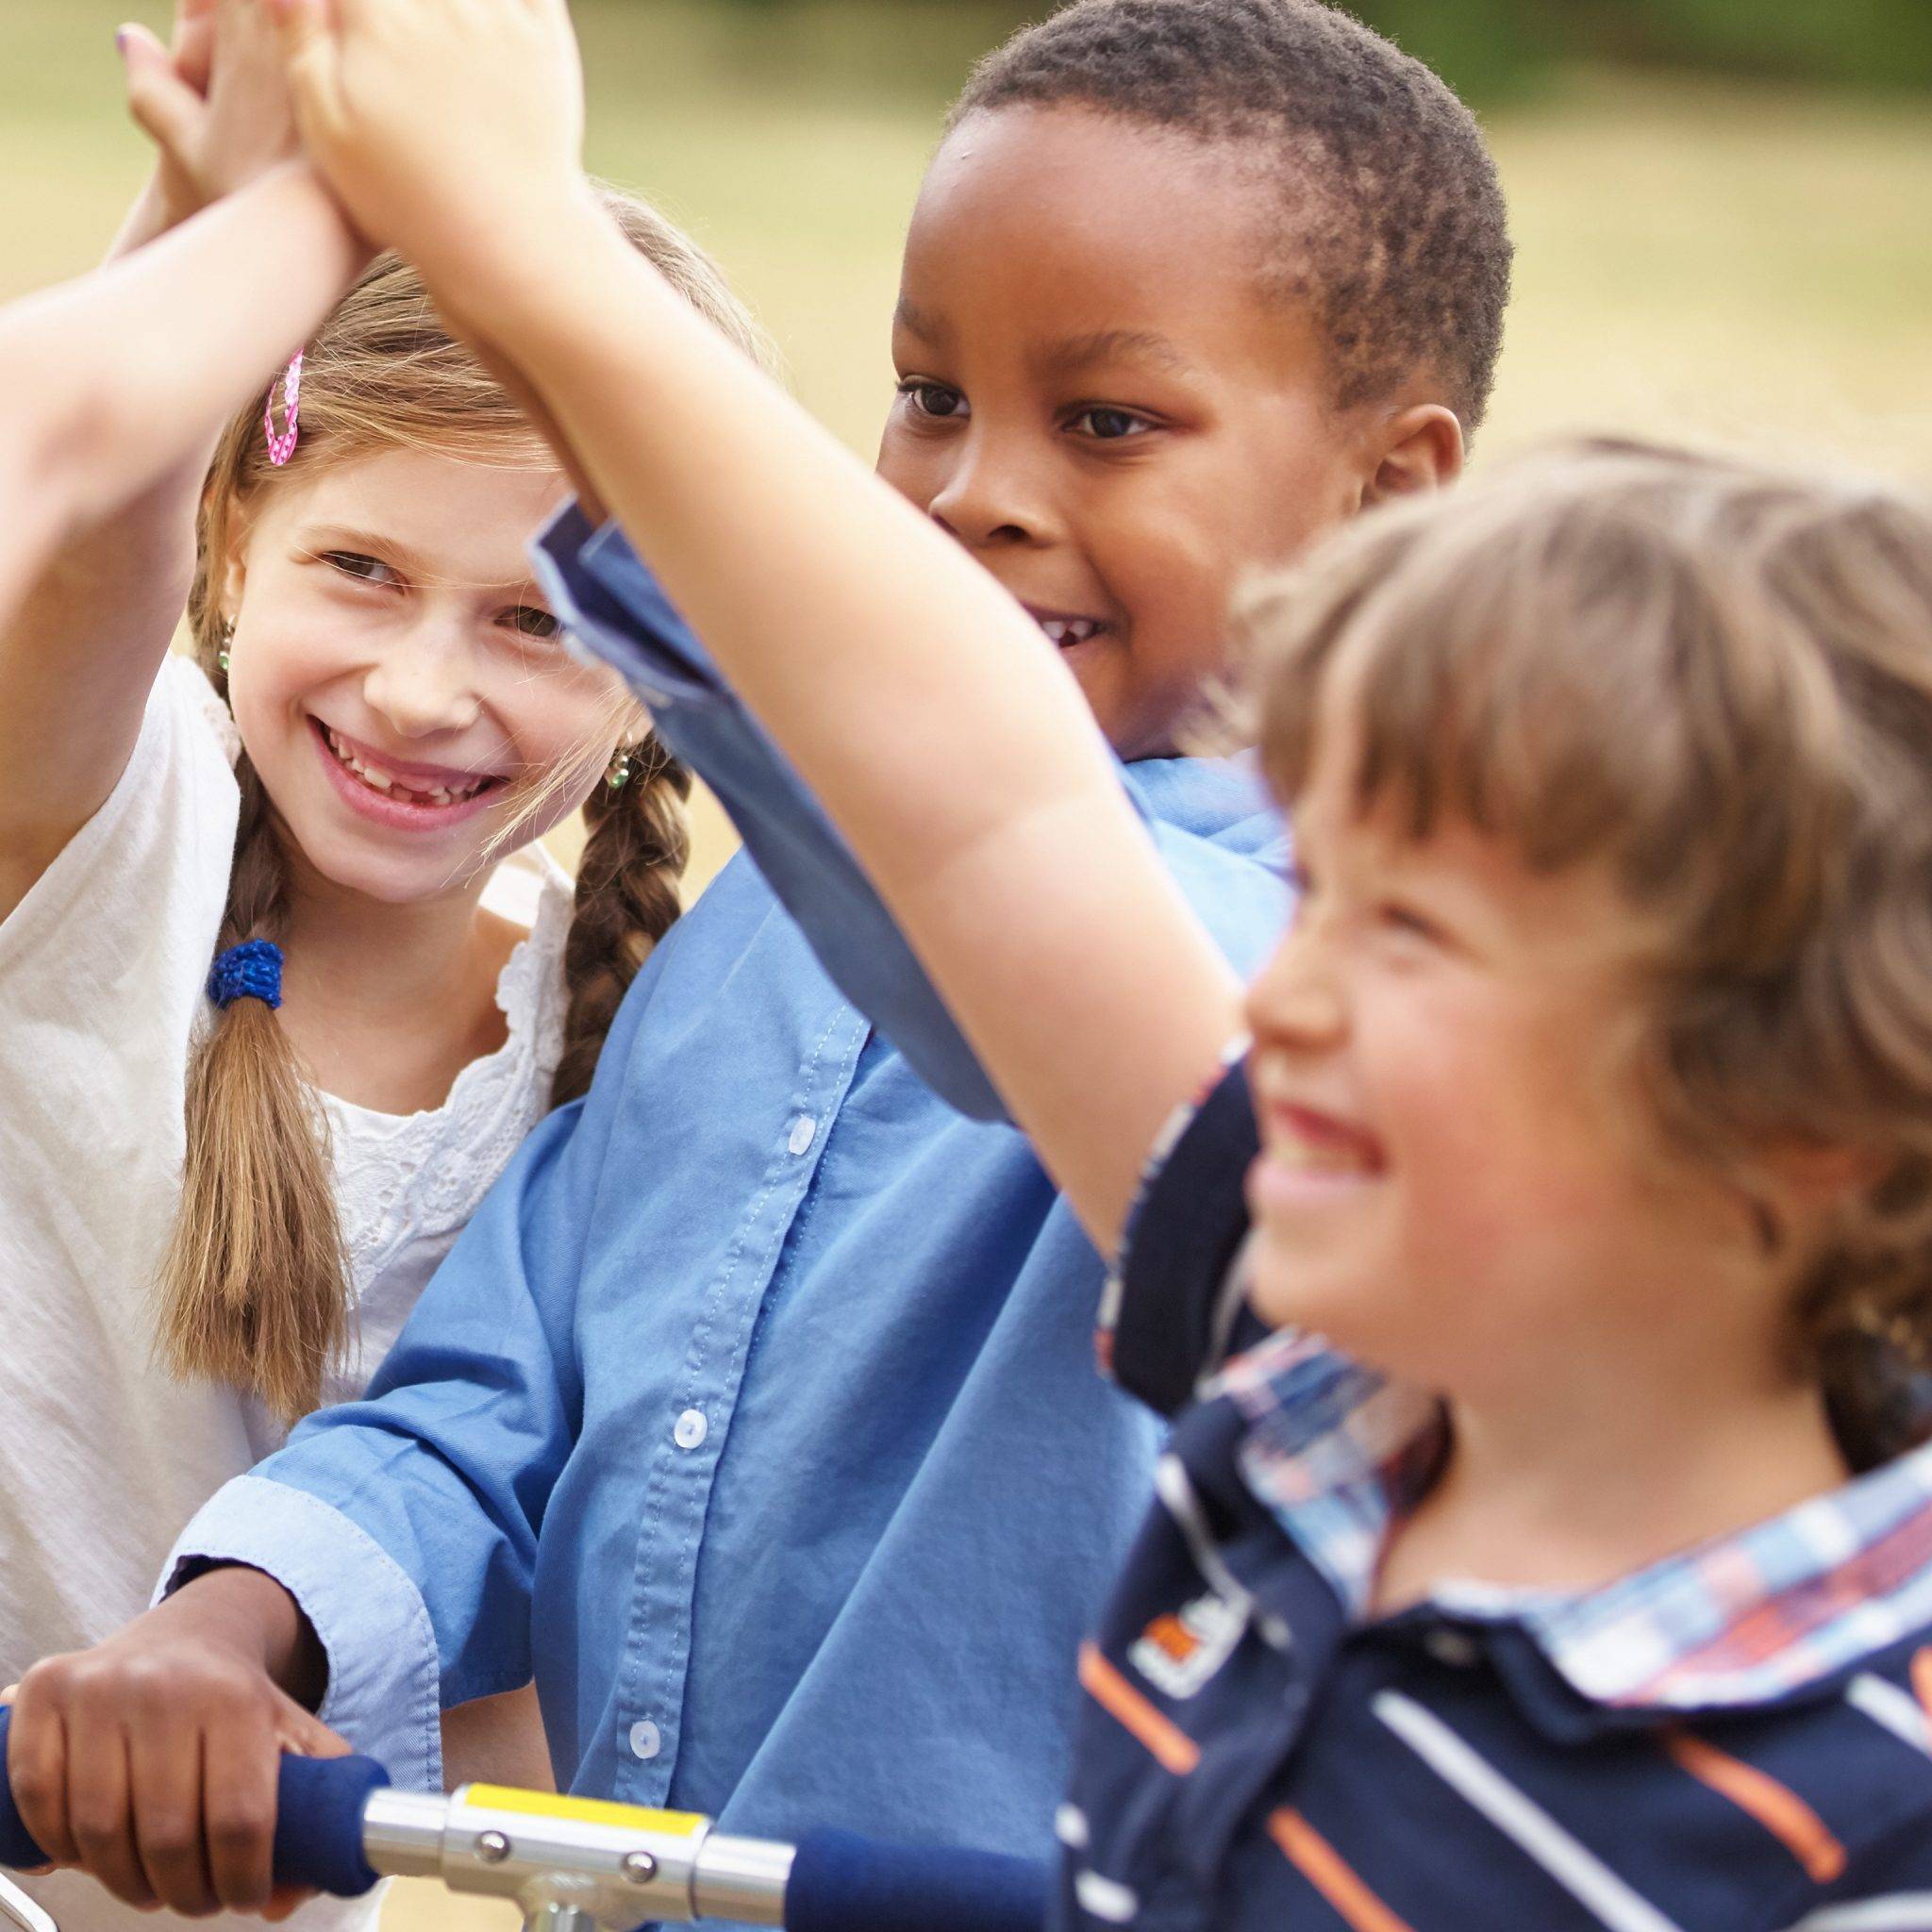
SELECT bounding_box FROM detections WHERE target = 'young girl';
[0,8,761,1925]
[232,2,1932,1921]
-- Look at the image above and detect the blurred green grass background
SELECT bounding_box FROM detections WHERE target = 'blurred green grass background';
[5,3,1930,1923]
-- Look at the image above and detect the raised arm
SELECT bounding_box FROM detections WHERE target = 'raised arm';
[0,0,355,921]
[272,0,1245,1254]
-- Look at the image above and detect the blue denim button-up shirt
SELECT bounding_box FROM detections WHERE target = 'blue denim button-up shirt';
[164,511,1289,1884]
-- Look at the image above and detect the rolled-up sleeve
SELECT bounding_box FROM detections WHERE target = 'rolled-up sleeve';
[158,1475,444,1791]
[158,1092,604,1790]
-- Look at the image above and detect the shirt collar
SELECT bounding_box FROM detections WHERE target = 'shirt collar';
[1121,754,1281,855]
[1216,1333,1932,1712]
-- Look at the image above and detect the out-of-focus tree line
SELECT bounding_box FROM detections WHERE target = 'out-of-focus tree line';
[708,0,1932,100]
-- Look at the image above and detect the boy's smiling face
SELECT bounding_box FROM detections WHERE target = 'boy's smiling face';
[879,105,1456,759]
[1237,738,1853,1430]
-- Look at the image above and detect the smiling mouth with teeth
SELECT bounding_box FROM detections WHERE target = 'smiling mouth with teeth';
[1036,615,1107,648]
[317,721,497,808]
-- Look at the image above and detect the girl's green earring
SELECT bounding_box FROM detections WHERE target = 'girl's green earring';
[605,743,636,795]
[217,617,235,677]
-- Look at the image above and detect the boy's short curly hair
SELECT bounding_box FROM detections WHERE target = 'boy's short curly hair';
[953,0,1513,432]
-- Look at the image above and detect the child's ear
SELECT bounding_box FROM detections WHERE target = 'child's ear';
[1755,1137,1890,1254]
[215,501,258,625]
[1767,1138,1888,1205]
[1363,404,1464,507]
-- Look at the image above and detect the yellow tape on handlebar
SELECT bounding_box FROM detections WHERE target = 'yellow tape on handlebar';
[459,1785,708,1838]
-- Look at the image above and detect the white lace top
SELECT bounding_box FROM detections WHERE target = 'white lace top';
[274,847,571,1448]
[0,658,572,1932]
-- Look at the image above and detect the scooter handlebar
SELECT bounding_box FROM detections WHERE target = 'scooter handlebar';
[0,1707,390,1899]
[0,1708,1050,1928]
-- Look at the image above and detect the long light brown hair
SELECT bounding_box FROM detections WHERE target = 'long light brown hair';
[158,192,765,1424]
[1242,438,1932,1467]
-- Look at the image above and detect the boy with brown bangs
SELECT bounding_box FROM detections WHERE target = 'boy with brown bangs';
[8,2,1514,1919]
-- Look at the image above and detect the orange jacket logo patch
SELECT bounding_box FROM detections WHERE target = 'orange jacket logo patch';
[1128,1591,1245,1700]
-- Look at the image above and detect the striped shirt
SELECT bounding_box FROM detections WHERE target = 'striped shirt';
[1062,1058,1932,1932]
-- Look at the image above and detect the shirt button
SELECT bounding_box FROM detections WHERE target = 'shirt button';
[627,1719,661,1760]
[787,1113,817,1156]
[1425,1627,1481,1667]
[674,1407,708,1450]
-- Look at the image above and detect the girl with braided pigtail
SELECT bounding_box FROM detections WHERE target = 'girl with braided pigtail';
[0,10,759,1924]
[164,291,708,1429]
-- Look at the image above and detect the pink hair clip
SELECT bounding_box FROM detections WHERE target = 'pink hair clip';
[264,350,305,467]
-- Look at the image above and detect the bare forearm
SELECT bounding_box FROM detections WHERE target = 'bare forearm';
[0,466,208,804]
[5,165,268,672]
[465,333,606,519]
[39,163,365,529]
[0,167,357,567]
[105,170,178,262]
[16,175,220,642]
[33,170,225,666]
[169,1565,328,1709]
[0,49,312,729]
[432,202,1242,1247]
[0,162,367,898]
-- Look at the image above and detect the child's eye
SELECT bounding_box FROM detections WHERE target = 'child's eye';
[1069,407,1155,441]
[1377,900,1447,945]
[896,378,968,421]
[503,606,561,641]
[320,550,398,589]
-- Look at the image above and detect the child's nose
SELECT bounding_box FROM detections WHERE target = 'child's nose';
[926,435,1051,549]
[1244,920,1347,1050]
[359,630,484,739]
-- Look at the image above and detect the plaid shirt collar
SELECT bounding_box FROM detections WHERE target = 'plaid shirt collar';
[1214,1331,1932,1711]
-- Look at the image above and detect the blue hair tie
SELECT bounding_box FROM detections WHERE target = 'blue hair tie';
[208,939,284,1011]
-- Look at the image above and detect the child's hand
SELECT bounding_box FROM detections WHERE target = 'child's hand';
[267,0,589,281]
[120,0,300,232]
[5,1568,344,1918]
